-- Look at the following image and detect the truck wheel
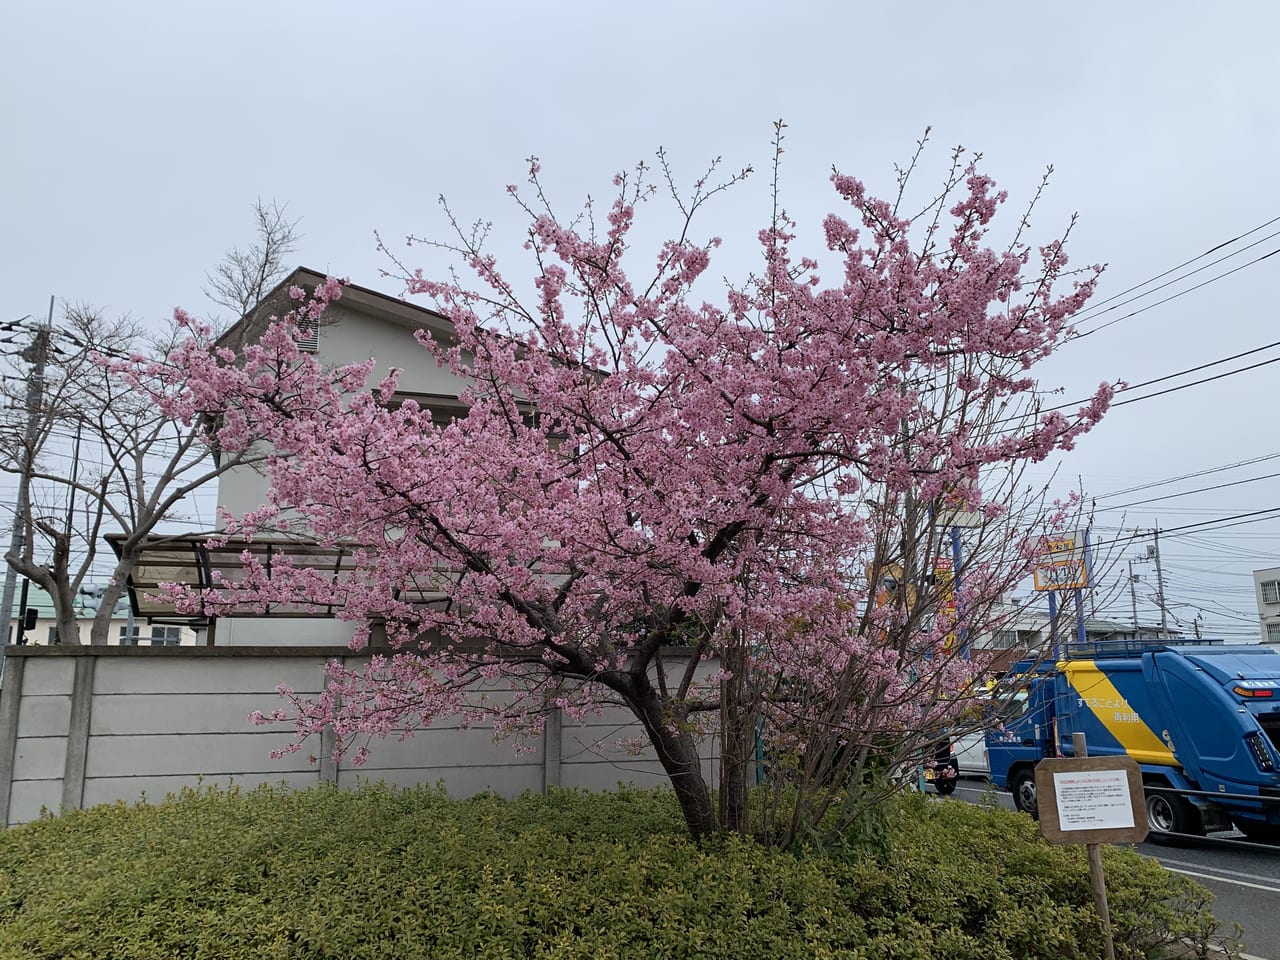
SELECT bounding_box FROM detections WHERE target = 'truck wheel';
[1012,769,1038,819]
[1145,791,1197,841]
[1234,820,1280,844]
[934,777,957,797]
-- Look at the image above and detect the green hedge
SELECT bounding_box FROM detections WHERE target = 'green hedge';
[0,784,1230,959]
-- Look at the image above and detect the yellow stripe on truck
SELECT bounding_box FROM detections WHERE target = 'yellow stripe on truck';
[1061,660,1178,765]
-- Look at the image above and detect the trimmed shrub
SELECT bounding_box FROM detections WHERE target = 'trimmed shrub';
[0,784,1231,959]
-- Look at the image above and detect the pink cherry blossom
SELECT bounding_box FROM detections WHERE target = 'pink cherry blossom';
[153,138,1110,841]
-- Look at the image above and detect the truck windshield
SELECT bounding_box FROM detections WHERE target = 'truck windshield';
[991,685,1031,720]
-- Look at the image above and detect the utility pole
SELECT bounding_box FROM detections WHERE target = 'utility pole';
[1128,560,1140,634]
[1151,527,1169,639]
[0,297,53,653]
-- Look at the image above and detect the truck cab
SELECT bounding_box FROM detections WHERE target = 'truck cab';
[984,665,1056,817]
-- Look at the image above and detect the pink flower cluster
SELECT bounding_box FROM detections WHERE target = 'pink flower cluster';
[168,151,1110,830]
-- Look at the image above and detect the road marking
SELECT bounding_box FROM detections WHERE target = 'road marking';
[1155,856,1280,886]
[1163,865,1280,894]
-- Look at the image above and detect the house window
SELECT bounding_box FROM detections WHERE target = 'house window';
[150,626,182,647]
[119,625,143,645]
[46,626,58,645]
[1268,622,1280,644]
[1263,580,1280,605]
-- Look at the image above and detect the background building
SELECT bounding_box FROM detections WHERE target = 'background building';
[1253,566,1280,644]
[8,583,196,647]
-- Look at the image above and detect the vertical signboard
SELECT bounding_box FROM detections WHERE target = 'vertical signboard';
[935,558,956,650]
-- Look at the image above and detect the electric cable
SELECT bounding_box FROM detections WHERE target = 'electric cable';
[1097,471,1280,512]
[1072,237,1280,337]
[1094,452,1280,499]
[1029,339,1280,421]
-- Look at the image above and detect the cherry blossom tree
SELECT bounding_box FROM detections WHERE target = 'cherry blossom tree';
[159,128,1112,841]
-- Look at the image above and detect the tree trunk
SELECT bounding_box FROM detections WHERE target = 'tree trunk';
[627,679,717,839]
[3,554,84,645]
[89,562,134,645]
[719,637,751,833]
[54,610,81,646]
[51,576,83,645]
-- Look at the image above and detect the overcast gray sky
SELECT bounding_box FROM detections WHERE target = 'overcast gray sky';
[3,1,1278,639]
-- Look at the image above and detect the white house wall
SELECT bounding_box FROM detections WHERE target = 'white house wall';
[214,298,474,552]
[317,300,470,396]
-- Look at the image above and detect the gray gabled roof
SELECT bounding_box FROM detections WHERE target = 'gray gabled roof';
[216,266,458,352]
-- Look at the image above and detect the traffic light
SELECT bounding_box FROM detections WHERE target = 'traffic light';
[16,607,37,645]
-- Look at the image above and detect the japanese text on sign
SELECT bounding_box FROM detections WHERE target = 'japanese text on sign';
[1033,558,1088,592]
[1052,770,1135,831]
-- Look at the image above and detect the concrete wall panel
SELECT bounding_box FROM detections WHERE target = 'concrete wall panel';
[90,693,284,736]
[94,657,332,696]
[11,736,67,781]
[337,727,519,771]
[16,695,71,739]
[84,732,310,778]
[21,659,74,696]
[7,779,64,825]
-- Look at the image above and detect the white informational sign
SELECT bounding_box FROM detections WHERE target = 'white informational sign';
[1052,769,1135,831]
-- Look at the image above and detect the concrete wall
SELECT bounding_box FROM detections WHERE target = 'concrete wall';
[0,646,718,827]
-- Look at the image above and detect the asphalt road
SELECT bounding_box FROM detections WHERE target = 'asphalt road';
[951,780,1280,959]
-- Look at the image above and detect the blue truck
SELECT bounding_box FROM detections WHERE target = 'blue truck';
[985,639,1280,843]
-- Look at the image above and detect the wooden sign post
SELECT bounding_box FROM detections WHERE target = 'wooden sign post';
[1034,733,1147,960]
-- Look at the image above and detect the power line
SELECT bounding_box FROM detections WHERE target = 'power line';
[1029,339,1280,421]
[1070,215,1280,320]
[1072,232,1280,338]
[1086,509,1280,552]
[1097,470,1280,512]
[1109,352,1280,408]
[1160,508,1280,537]
[1095,451,1280,499]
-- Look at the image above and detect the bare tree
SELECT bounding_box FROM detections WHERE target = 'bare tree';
[0,201,297,645]
[0,306,265,644]
[204,198,300,337]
